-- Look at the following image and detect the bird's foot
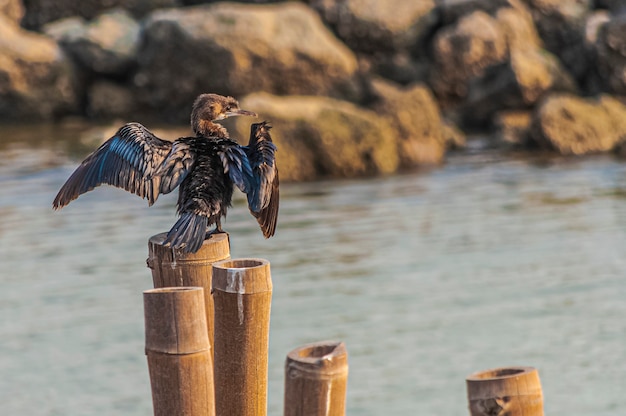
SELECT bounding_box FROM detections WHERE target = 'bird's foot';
[205,228,229,239]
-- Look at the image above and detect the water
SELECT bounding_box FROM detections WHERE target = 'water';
[1,124,625,415]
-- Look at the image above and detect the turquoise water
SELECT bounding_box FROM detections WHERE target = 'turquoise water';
[1,125,625,415]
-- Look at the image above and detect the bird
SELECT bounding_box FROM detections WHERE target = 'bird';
[53,93,279,253]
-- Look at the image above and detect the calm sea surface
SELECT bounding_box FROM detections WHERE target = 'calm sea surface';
[1,124,625,415]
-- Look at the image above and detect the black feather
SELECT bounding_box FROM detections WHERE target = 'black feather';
[245,122,279,238]
[164,212,208,253]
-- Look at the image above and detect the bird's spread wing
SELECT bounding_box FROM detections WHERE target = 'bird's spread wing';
[218,123,278,238]
[53,122,176,208]
[245,121,279,238]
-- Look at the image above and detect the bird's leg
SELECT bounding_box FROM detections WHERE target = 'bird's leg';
[205,218,228,239]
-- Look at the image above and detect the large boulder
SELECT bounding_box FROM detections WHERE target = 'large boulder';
[522,0,592,81]
[495,2,542,51]
[369,78,452,166]
[183,0,296,3]
[309,0,438,54]
[530,94,626,155]
[310,0,438,85]
[21,0,180,30]
[430,11,509,101]
[0,16,78,120]
[233,93,399,181]
[595,14,626,95]
[431,1,542,103]
[86,80,138,118]
[463,47,576,124]
[44,9,141,77]
[135,2,365,121]
[596,0,626,15]
[585,10,611,46]
[582,10,611,94]
[0,0,23,23]
[439,0,521,24]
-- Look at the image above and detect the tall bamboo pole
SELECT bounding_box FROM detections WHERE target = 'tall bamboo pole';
[466,366,544,416]
[147,232,230,354]
[284,341,349,416]
[144,287,215,416]
[212,258,273,416]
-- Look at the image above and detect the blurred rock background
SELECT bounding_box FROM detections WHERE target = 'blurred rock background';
[3,0,626,180]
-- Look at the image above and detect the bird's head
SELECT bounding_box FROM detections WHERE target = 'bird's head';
[191,93,257,137]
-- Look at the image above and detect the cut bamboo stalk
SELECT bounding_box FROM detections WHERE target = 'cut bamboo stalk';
[284,341,349,416]
[147,232,230,355]
[466,366,544,416]
[212,258,273,416]
[144,287,215,416]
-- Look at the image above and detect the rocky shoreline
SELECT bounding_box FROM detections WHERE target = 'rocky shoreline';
[3,0,626,181]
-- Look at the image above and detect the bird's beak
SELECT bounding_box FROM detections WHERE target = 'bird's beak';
[225,109,257,118]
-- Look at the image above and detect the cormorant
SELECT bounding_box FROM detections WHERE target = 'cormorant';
[53,93,279,253]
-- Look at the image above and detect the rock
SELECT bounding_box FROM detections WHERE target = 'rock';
[49,9,141,77]
[361,51,431,85]
[522,0,593,81]
[581,10,611,94]
[594,0,626,15]
[0,0,24,23]
[463,48,576,125]
[439,0,519,24]
[21,0,181,30]
[596,14,626,95]
[183,0,293,3]
[42,16,87,42]
[431,1,542,104]
[430,11,509,101]
[87,80,138,118]
[493,110,532,146]
[369,78,449,166]
[135,2,364,121]
[530,94,626,155]
[0,16,78,120]
[495,1,542,51]
[442,119,467,149]
[585,10,611,46]
[303,0,438,85]
[233,92,399,181]
[309,0,438,54]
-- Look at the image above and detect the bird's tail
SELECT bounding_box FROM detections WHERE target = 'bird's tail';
[164,213,208,253]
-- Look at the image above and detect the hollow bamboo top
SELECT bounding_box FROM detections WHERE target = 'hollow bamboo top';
[466,366,542,398]
[147,232,230,269]
[144,287,210,354]
[212,258,272,294]
[286,341,348,379]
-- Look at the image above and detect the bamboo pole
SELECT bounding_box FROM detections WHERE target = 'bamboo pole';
[284,341,349,416]
[211,258,273,416]
[466,366,544,416]
[143,287,215,416]
[147,232,230,355]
